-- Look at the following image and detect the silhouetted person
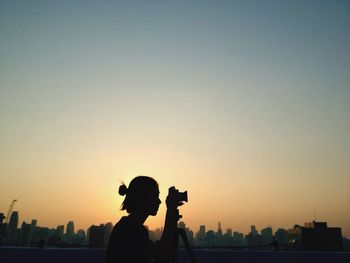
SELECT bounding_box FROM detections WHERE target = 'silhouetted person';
[107,176,181,263]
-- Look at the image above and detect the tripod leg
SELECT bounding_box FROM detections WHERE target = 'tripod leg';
[178,228,196,263]
[171,228,179,263]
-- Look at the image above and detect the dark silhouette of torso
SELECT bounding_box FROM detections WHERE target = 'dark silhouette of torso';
[107,216,154,263]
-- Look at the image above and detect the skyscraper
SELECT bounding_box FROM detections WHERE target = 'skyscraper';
[196,225,206,246]
[261,227,273,245]
[223,228,232,246]
[88,224,105,248]
[29,219,37,242]
[104,223,113,246]
[66,221,75,243]
[216,222,223,245]
[20,221,32,246]
[31,219,37,230]
[76,229,87,245]
[275,228,288,245]
[8,211,19,243]
[66,221,74,235]
[250,225,258,235]
[56,225,64,239]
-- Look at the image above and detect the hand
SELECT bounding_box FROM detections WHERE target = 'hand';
[166,186,183,210]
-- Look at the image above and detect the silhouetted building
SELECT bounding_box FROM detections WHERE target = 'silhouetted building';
[223,228,232,246]
[65,221,75,244]
[8,211,19,243]
[88,224,105,248]
[245,233,263,249]
[343,237,350,250]
[33,227,50,243]
[287,225,302,249]
[232,231,244,246]
[56,225,64,239]
[30,220,37,242]
[275,228,288,245]
[245,225,263,248]
[19,221,32,246]
[76,229,87,245]
[196,225,206,246]
[206,230,215,247]
[250,225,258,235]
[185,227,194,245]
[261,227,273,245]
[176,221,194,247]
[215,222,223,245]
[47,228,62,245]
[300,221,343,251]
[31,219,37,229]
[66,221,74,235]
[177,221,187,247]
[104,223,113,246]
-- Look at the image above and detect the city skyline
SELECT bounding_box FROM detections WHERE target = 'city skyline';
[1,209,347,252]
[1,1,349,238]
[1,209,349,239]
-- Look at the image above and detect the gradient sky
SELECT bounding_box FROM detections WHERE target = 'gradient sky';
[1,1,350,237]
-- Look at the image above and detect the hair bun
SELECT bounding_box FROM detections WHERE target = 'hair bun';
[119,184,128,196]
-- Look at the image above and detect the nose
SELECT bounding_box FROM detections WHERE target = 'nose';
[158,198,161,205]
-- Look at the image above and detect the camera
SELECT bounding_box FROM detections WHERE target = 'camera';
[177,190,188,203]
[169,187,188,203]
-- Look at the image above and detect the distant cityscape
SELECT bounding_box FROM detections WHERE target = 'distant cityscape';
[0,210,349,251]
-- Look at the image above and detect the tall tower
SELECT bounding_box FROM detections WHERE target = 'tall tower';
[57,225,64,239]
[66,221,75,243]
[216,222,223,245]
[218,222,222,233]
[8,211,19,243]
[31,219,37,229]
[251,225,257,235]
[66,221,75,235]
[199,225,206,241]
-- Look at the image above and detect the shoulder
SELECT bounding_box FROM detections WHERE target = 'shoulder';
[107,216,154,261]
[110,216,148,240]
[110,217,130,239]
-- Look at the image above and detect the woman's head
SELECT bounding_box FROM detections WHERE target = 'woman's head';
[119,176,161,216]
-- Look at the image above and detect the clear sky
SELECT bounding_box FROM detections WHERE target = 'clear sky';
[1,1,350,237]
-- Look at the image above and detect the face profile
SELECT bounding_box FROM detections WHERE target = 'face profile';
[135,184,161,216]
[144,188,161,216]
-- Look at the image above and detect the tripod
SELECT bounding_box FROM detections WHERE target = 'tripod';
[171,209,196,263]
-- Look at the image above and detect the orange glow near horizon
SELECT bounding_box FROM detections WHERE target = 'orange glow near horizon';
[1,1,350,239]
[1,153,349,237]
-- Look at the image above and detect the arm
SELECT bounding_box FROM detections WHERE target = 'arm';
[152,187,181,262]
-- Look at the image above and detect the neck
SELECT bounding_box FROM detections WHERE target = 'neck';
[129,212,149,225]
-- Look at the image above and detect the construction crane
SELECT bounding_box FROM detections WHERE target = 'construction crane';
[4,199,17,224]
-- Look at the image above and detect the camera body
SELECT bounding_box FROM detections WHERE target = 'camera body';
[169,186,188,203]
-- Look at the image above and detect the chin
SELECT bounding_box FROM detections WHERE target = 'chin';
[150,208,159,216]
